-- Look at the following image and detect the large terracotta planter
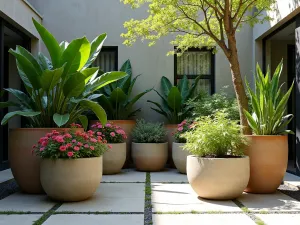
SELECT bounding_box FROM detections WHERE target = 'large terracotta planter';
[9,128,83,194]
[187,155,250,200]
[132,142,168,171]
[40,157,102,202]
[90,120,135,168]
[165,124,177,167]
[172,142,190,174]
[103,143,126,175]
[244,135,288,194]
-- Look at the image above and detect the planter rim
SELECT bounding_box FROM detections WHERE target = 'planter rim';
[42,157,102,161]
[188,155,249,160]
[132,142,168,145]
[108,142,126,145]
[245,135,287,138]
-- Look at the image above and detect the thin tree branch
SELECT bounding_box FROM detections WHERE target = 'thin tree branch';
[233,0,243,20]
[233,0,256,30]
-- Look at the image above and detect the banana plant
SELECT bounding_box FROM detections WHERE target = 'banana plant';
[244,60,294,135]
[0,18,127,129]
[97,59,152,120]
[148,75,201,124]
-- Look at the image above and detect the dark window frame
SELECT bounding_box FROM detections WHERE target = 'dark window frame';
[97,46,118,71]
[174,47,215,94]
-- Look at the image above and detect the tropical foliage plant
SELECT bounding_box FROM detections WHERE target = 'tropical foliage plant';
[244,61,294,135]
[0,19,126,129]
[148,75,200,124]
[182,112,247,157]
[132,119,167,143]
[33,129,108,159]
[91,121,127,143]
[97,59,152,120]
[121,0,275,134]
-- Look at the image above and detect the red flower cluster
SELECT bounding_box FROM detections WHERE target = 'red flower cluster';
[32,129,108,159]
[91,122,127,144]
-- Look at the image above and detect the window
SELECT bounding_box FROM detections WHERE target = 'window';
[174,48,215,94]
[93,46,118,72]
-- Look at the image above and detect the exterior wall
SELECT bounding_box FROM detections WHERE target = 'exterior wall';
[27,0,253,122]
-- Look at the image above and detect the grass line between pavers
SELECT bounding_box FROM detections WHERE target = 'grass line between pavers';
[233,199,267,225]
[0,211,44,215]
[54,211,144,214]
[101,181,145,184]
[32,203,62,225]
[144,172,152,225]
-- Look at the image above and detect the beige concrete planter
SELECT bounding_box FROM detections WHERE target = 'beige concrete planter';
[8,128,83,194]
[132,142,168,172]
[245,135,288,194]
[165,124,177,167]
[103,143,126,175]
[172,142,190,174]
[40,157,102,202]
[187,155,250,200]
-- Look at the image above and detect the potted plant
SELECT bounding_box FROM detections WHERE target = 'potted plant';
[131,119,168,171]
[0,19,126,194]
[182,113,249,200]
[95,59,152,167]
[91,122,127,174]
[172,120,193,174]
[33,129,107,202]
[148,75,200,165]
[243,61,294,194]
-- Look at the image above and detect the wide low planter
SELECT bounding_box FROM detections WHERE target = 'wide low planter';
[172,142,190,174]
[40,157,102,202]
[165,124,177,167]
[245,135,288,194]
[132,142,168,172]
[103,143,126,175]
[9,128,83,194]
[187,155,250,200]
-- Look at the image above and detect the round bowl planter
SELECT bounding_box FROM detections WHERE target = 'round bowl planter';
[9,128,83,194]
[40,157,102,202]
[172,142,190,174]
[187,155,250,200]
[132,142,168,172]
[90,120,135,168]
[103,143,126,175]
[165,124,177,167]
[244,135,288,194]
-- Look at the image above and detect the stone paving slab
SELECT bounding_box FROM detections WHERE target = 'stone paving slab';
[151,169,188,183]
[153,214,256,225]
[57,183,145,212]
[152,183,241,212]
[44,214,144,225]
[0,169,13,184]
[101,170,146,183]
[0,192,56,212]
[255,214,300,225]
[238,191,300,212]
[284,173,300,188]
[0,214,41,225]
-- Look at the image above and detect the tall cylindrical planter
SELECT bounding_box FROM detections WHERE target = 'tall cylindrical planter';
[103,143,126,175]
[245,135,288,194]
[187,155,250,200]
[40,157,102,202]
[9,128,83,194]
[132,142,168,172]
[172,142,190,174]
[165,124,177,167]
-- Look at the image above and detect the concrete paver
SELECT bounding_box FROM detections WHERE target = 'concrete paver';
[151,169,188,183]
[0,214,41,225]
[0,169,13,184]
[101,170,146,183]
[255,214,300,225]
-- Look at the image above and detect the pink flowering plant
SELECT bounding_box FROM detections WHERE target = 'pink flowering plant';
[91,122,127,143]
[173,119,195,143]
[33,129,108,159]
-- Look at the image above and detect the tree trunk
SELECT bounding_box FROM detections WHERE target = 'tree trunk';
[227,36,251,135]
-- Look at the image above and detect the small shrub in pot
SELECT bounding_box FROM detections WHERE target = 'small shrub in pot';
[182,113,249,200]
[132,119,168,171]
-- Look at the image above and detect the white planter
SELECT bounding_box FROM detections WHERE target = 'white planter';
[187,155,250,200]
[103,143,126,175]
[172,142,190,174]
[132,142,168,171]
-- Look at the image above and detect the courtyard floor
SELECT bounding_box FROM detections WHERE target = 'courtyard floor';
[0,169,300,225]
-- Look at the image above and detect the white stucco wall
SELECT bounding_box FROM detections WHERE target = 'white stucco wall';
[27,0,253,122]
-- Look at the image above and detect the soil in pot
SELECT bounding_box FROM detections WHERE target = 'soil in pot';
[103,143,126,175]
[187,155,250,200]
[40,157,102,202]
[132,142,168,172]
